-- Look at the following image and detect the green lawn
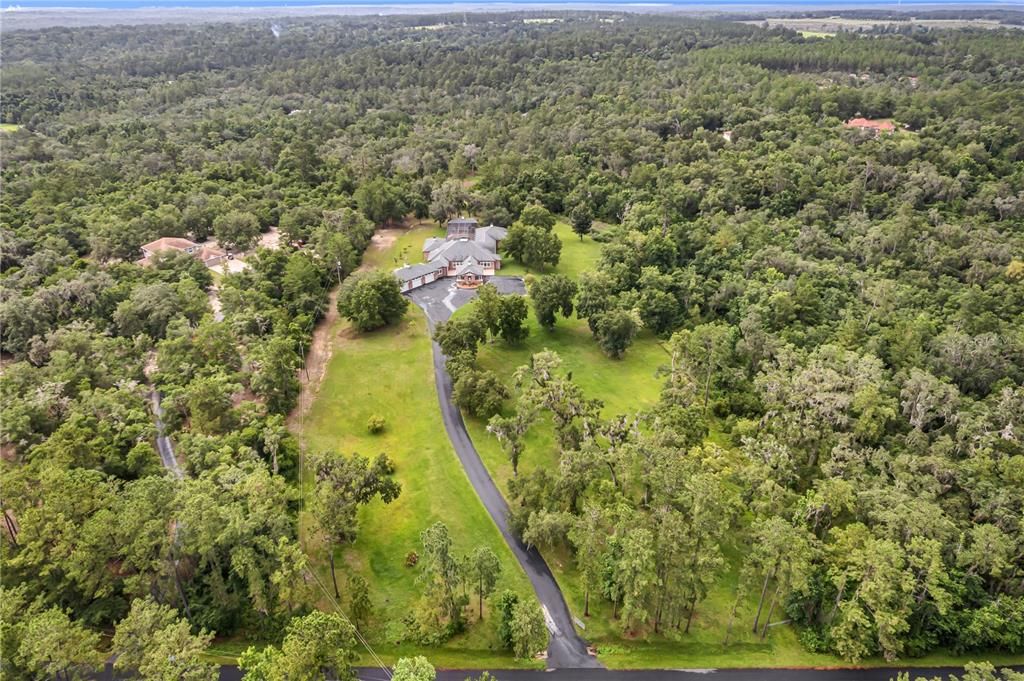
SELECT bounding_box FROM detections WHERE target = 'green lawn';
[366,219,599,281]
[206,635,538,669]
[0,123,22,133]
[597,643,1024,670]
[361,222,445,271]
[293,225,539,667]
[497,222,603,280]
[461,318,1024,669]
[464,313,668,491]
[456,245,819,665]
[460,219,666,488]
[289,221,1021,671]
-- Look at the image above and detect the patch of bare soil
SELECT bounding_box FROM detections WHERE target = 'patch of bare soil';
[288,225,408,430]
[231,387,261,407]
[355,227,405,272]
[1,443,18,463]
[287,285,342,431]
[0,351,16,370]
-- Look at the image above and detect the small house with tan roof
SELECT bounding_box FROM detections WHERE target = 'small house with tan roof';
[844,118,897,136]
[138,237,227,268]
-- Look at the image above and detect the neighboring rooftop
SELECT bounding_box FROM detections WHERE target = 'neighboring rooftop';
[844,118,896,133]
[141,236,199,253]
[138,236,226,268]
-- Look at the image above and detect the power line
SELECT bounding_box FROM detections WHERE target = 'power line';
[288,233,393,680]
[305,567,393,680]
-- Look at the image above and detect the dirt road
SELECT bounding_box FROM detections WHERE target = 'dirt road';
[286,227,406,430]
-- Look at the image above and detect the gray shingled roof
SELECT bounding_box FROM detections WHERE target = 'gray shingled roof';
[423,237,444,252]
[426,238,501,264]
[394,262,444,282]
[476,225,508,242]
[456,256,487,274]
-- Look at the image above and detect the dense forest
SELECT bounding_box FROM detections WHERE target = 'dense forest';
[1,11,1023,677]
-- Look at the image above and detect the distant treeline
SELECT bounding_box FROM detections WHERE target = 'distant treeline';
[719,8,1024,26]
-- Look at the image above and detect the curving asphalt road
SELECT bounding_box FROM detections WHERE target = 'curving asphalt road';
[92,660,1024,680]
[408,277,602,670]
[150,389,183,480]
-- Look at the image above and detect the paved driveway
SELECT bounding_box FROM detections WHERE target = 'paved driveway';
[406,275,526,327]
[406,275,600,669]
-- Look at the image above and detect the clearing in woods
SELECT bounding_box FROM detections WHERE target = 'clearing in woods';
[291,222,539,668]
[288,225,419,430]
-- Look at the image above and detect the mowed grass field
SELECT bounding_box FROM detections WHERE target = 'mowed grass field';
[460,220,668,489]
[361,221,445,271]
[464,314,669,491]
[295,221,1018,670]
[295,224,538,668]
[454,254,818,666]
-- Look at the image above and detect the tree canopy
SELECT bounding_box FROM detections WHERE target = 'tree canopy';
[2,9,1023,668]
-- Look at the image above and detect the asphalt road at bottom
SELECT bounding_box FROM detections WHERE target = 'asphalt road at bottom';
[370,668,1023,681]
[130,664,1021,681]
[407,276,600,669]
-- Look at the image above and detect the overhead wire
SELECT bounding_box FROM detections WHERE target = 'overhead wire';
[284,234,392,680]
[305,565,393,680]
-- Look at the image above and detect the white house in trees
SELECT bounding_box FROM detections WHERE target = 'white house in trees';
[395,217,507,292]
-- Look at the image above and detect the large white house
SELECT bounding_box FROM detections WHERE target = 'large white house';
[395,218,507,292]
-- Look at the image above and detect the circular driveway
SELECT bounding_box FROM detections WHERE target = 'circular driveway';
[405,275,526,327]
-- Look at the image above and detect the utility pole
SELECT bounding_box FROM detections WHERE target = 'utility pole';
[298,339,311,380]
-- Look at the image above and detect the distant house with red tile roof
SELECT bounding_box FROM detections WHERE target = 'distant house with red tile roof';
[138,237,226,267]
[844,118,897,135]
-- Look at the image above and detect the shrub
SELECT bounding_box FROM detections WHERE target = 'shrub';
[385,620,408,645]
[405,551,419,567]
[494,590,519,650]
[800,627,829,654]
[367,414,386,434]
